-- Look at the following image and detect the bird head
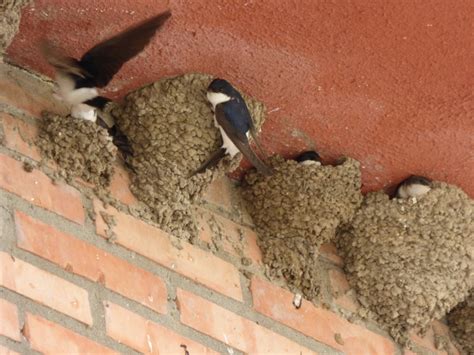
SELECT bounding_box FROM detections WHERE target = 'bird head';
[295,150,322,166]
[206,78,237,108]
[396,175,432,199]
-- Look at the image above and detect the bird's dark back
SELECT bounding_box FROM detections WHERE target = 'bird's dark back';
[221,96,252,136]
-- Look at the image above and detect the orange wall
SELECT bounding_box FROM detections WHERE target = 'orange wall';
[7,0,473,196]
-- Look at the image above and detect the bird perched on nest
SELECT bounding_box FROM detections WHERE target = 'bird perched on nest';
[295,150,322,166]
[40,10,172,158]
[191,79,273,176]
[396,175,432,198]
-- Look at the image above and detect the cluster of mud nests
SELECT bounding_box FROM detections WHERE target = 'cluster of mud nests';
[447,290,474,353]
[39,74,265,241]
[336,183,474,345]
[242,156,362,299]
[37,112,116,189]
[37,73,473,349]
[109,74,265,240]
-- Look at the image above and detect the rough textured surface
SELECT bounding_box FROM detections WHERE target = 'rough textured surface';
[111,73,265,240]
[447,290,474,354]
[37,112,116,188]
[6,0,474,196]
[242,156,362,299]
[337,184,474,346]
[0,0,28,56]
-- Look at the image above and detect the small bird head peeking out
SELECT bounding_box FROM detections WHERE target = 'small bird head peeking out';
[295,150,322,166]
[396,175,432,199]
[206,79,237,108]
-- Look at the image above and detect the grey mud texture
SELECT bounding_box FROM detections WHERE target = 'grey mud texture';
[337,183,474,346]
[0,0,29,55]
[110,73,266,241]
[37,112,117,189]
[242,156,362,300]
[447,290,473,354]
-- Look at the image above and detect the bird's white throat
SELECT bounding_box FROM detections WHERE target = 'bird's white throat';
[207,91,231,108]
[300,160,321,166]
[398,183,431,199]
[55,72,98,105]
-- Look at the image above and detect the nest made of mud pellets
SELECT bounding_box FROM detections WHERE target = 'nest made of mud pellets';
[447,289,474,354]
[242,156,363,300]
[336,183,474,346]
[37,112,117,188]
[110,73,266,241]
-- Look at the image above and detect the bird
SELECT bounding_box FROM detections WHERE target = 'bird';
[191,78,273,176]
[396,175,432,199]
[40,10,172,157]
[295,150,322,166]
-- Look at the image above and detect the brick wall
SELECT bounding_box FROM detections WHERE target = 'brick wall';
[0,62,461,354]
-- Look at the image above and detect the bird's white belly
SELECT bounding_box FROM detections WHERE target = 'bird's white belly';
[71,104,97,122]
[219,127,240,157]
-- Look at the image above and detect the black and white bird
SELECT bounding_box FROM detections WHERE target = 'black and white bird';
[192,79,273,176]
[295,150,322,166]
[40,10,171,157]
[396,175,432,199]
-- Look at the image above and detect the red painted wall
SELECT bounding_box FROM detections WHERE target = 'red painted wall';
[6,0,473,196]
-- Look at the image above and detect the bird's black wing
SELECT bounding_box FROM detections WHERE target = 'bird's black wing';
[40,40,88,78]
[215,104,273,176]
[234,96,269,161]
[79,10,171,87]
[189,148,227,176]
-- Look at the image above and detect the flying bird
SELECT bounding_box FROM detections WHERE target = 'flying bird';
[191,79,273,176]
[40,10,172,157]
[295,150,322,166]
[396,175,432,199]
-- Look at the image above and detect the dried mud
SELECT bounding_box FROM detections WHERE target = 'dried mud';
[447,290,474,354]
[242,156,362,300]
[337,183,474,346]
[37,112,116,188]
[0,0,29,55]
[110,73,265,240]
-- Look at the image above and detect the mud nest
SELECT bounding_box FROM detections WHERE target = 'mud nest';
[447,289,474,354]
[337,183,474,346]
[37,112,116,188]
[0,0,29,54]
[110,73,265,241]
[242,156,362,299]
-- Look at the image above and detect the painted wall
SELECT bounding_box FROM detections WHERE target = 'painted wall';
[6,0,473,196]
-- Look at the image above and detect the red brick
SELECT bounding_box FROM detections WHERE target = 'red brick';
[105,302,218,354]
[319,243,344,266]
[94,201,243,301]
[329,269,359,312]
[15,210,167,314]
[202,176,234,212]
[0,63,67,118]
[195,207,262,264]
[0,252,92,325]
[0,154,84,224]
[250,277,396,355]
[0,299,20,341]
[0,113,41,161]
[0,345,20,355]
[24,313,117,354]
[109,164,137,205]
[177,288,316,354]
